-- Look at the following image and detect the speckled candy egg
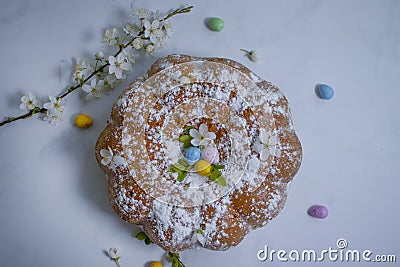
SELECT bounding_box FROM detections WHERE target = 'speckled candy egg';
[207,17,224,32]
[185,147,201,165]
[308,205,328,219]
[201,146,220,164]
[317,83,334,100]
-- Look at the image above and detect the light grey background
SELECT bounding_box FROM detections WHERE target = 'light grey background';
[0,0,399,266]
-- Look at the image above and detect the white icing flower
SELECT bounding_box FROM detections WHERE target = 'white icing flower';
[191,229,205,245]
[19,92,40,110]
[189,124,216,147]
[103,28,119,46]
[100,148,113,166]
[253,128,281,160]
[43,108,63,126]
[82,78,104,99]
[108,54,131,79]
[43,96,65,113]
[107,247,120,260]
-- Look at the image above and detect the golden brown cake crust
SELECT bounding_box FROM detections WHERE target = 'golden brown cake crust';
[95,54,302,252]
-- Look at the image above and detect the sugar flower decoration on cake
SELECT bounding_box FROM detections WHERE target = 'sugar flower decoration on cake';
[100,148,127,169]
[253,128,281,160]
[100,148,114,166]
[19,92,41,111]
[189,123,216,147]
[169,124,226,186]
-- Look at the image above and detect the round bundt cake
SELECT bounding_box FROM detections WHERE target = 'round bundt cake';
[95,54,302,252]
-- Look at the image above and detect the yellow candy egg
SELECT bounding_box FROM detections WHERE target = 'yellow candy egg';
[75,114,93,128]
[194,160,212,176]
[149,262,163,267]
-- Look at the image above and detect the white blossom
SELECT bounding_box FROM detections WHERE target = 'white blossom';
[145,44,155,55]
[19,92,40,110]
[107,247,120,260]
[72,60,90,81]
[132,38,143,49]
[241,49,260,62]
[253,128,281,160]
[143,20,163,45]
[123,22,140,36]
[100,148,113,166]
[248,50,259,62]
[43,96,65,113]
[191,230,205,245]
[104,74,118,92]
[82,78,104,99]
[103,28,119,46]
[189,124,216,147]
[95,50,104,60]
[160,19,173,38]
[100,148,127,168]
[108,54,131,79]
[122,46,136,64]
[43,109,63,126]
[134,8,151,20]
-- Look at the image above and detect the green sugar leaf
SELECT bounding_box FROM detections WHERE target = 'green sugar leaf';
[185,125,193,134]
[214,174,226,186]
[179,134,192,143]
[182,141,192,148]
[213,164,225,169]
[177,171,188,182]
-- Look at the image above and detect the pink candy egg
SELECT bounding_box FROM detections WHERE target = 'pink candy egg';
[307,205,328,219]
[201,146,219,164]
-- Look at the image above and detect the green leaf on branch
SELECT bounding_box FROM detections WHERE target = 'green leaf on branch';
[135,231,153,245]
[135,232,147,240]
[169,252,185,267]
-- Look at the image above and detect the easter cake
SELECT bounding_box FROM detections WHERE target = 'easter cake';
[95,54,302,252]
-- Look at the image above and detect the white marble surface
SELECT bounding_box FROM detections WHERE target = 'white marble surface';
[1,0,399,266]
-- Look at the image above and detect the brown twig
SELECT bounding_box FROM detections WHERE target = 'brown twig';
[0,5,193,128]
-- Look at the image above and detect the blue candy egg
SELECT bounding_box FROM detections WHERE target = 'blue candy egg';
[185,147,201,165]
[317,83,334,100]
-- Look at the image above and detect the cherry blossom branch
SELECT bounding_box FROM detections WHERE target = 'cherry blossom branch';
[0,5,193,128]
